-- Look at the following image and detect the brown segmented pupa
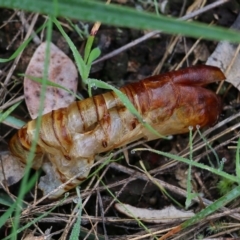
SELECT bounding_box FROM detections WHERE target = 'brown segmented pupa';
[9,65,225,198]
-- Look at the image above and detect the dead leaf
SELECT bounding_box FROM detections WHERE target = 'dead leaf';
[193,43,210,62]
[23,235,45,240]
[206,41,240,90]
[23,232,52,240]
[0,151,25,187]
[115,203,194,223]
[206,13,240,91]
[24,42,78,119]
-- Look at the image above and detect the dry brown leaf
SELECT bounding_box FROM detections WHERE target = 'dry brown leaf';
[24,42,78,119]
[206,41,240,91]
[115,203,194,223]
[206,14,240,91]
[193,43,210,62]
[23,233,51,240]
[0,151,25,187]
[23,235,45,240]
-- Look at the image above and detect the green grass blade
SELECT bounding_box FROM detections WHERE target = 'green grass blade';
[0,22,47,63]
[87,47,101,65]
[0,113,26,129]
[236,138,240,178]
[84,35,94,63]
[181,184,240,229]
[53,18,89,82]
[134,140,240,234]
[20,74,82,100]
[196,127,220,167]
[0,203,17,229]
[0,39,30,63]
[0,0,240,43]
[0,173,38,229]
[186,126,194,208]
[2,195,67,240]
[133,148,239,183]
[0,193,15,207]
[69,188,82,240]
[10,18,54,239]
[0,101,22,123]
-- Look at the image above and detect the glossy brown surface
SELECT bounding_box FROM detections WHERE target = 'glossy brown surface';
[9,65,225,198]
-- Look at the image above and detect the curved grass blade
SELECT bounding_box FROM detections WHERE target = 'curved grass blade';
[0,101,22,123]
[133,148,239,183]
[159,184,240,240]
[0,1,240,43]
